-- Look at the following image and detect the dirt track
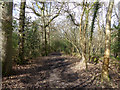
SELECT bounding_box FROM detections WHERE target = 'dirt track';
[2,54,120,89]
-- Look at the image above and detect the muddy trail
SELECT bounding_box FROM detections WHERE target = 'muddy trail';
[2,53,120,89]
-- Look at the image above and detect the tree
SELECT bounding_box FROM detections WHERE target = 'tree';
[113,1,120,57]
[24,20,41,59]
[0,2,2,86]
[81,3,90,70]
[88,0,100,61]
[1,1,13,75]
[29,2,63,56]
[101,0,114,82]
[65,1,94,70]
[18,0,26,62]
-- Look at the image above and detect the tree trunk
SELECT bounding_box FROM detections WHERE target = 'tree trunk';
[19,0,26,62]
[42,3,47,56]
[79,2,86,41]
[0,3,2,87]
[101,0,114,82]
[81,5,89,70]
[48,26,51,52]
[88,1,99,61]
[44,27,47,56]
[79,2,86,60]
[1,1,13,75]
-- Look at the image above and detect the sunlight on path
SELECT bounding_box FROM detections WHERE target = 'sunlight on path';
[2,55,120,88]
[71,60,86,72]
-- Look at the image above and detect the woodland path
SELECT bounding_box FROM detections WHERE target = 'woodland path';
[2,52,120,89]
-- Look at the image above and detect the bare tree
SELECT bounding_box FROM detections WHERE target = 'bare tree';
[29,2,63,55]
[88,1,100,61]
[18,0,26,62]
[101,0,114,82]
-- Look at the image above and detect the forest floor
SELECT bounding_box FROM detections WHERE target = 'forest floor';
[2,52,120,89]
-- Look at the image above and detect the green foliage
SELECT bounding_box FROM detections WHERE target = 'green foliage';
[94,58,97,62]
[90,54,100,64]
[111,41,120,53]
[12,19,42,64]
[111,24,120,57]
[12,32,19,50]
[51,39,72,54]
[116,56,120,61]
[24,22,41,58]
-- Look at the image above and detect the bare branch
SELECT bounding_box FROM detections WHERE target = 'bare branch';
[45,3,64,28]
[27,4,41,17]
[36,2,42,10]
[66,10,79,26]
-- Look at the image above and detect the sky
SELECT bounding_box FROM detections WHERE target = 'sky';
[13,0,37,21]
[13,0,120,27]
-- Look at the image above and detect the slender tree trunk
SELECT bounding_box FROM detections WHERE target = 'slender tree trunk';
[0,3,2,88]
[41,27,43,45]
[79,2,86,41]
[44,27,47,56]
[1,1,13,75]
[42,3,47,56]
[79,2,86,62]
[101,0,114,82]
[48,26,51,52]
[81,5,89,70]
[97,16,102,55]
[19,0,26,62]
[88,1,99,61]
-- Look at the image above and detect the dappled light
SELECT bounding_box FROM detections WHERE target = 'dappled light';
[1,0,120,89]
[2,55,120,88]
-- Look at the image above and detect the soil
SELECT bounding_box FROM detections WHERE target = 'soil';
[2,53,120,89]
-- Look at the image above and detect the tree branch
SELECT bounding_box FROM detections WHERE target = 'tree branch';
[45,4,63,28]
[66,10,79,26]
[27,4,41,17]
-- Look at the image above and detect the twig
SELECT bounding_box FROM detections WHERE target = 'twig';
[109,66,120,76]
[81,73,100,87]
[72,73,100,88]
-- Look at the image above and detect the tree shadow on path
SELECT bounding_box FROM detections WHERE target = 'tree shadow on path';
[2,53,81,88]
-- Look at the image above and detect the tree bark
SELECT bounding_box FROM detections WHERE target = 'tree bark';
[19,0,26,62]
[1,1,13,75]
[81,5,90,70]
[79,2,86,41]
[88,1,99,61]
[101,0,114,82]
[0,3,2,88]
[41,3,48,56]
